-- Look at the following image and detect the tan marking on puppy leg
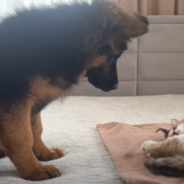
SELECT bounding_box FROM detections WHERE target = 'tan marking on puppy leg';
[32,113,64,161]
[0,101,61,181]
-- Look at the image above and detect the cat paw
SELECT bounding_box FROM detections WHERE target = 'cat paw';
[147,153,152,158]
[141,141,157,152]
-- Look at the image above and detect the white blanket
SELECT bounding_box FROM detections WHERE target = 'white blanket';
[1,95,184,184]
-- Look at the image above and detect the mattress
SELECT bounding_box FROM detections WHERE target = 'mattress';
[1,95,184,184]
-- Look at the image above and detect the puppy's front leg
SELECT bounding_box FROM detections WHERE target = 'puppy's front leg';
[0,102,61,181]
[32,113,64,161]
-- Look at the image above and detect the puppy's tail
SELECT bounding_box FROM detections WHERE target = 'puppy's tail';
[145,155,184,176]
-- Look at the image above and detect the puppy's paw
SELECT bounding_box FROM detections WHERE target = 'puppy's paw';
[49,147,64,160]
[141,141,157,152]
[27,165,61,181]
[37,147,64,161]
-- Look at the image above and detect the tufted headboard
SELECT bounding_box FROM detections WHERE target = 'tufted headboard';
[71,16,184,96]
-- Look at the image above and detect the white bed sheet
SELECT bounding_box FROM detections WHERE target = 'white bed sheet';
[1,95,184,184]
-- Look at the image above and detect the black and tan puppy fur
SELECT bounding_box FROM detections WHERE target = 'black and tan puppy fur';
[0,0,148,181]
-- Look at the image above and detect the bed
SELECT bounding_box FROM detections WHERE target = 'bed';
[1,16,184,184]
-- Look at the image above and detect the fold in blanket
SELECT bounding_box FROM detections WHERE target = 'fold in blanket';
[97,122,184,184]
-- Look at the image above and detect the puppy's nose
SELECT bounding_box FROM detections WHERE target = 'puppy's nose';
[139,15,149,26]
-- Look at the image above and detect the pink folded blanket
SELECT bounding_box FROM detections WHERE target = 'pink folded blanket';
[97,122,184,184]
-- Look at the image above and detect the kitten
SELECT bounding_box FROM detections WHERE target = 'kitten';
[156,118,184,139]
[141,119,184,176]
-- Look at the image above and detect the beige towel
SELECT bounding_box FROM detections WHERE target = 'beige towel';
[97,122,184,184]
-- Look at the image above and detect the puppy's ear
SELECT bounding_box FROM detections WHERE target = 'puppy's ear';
[171,118,180,128]
[91,0,148,39]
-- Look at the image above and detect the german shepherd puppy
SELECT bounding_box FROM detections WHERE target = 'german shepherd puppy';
[0,0,148,181]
